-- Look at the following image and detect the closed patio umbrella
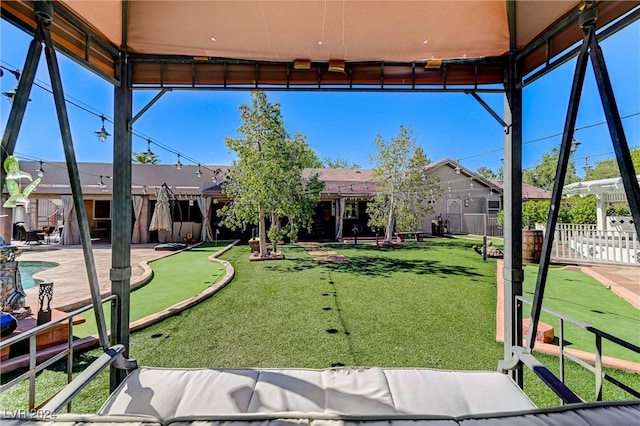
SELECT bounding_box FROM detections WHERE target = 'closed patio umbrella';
[149,184,172,237]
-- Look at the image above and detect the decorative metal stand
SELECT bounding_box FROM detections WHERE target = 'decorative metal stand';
[36,282,54,325]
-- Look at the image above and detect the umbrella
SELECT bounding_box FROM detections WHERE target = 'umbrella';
[149,184,172,232]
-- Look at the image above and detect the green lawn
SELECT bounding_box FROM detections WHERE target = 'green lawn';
[73,244,227,336]
[522,265,640,363]
[1,238,638,413]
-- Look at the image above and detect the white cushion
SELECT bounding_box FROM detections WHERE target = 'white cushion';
[100,368,535,420]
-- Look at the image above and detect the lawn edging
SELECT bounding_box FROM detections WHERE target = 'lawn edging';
[129,240,240,332]
[495,259,640,374]
[0,241,241,374]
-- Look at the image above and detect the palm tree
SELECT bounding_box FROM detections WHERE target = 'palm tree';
[132,152,159,164]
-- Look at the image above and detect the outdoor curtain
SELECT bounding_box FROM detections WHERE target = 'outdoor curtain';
[197,196,214,242]
[335,198,345,241]
[60,195,80,245]
[131,195,148,244]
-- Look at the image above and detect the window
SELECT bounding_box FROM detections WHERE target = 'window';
[487,199,501,214]
[94,200,111,219]
[343,201,358,219]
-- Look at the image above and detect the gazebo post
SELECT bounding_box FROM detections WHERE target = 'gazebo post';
[110,1,136,391]
[500,0,524,388]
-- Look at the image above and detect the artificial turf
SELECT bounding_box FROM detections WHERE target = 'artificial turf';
[1,238,638,413]
[73,243,227,337]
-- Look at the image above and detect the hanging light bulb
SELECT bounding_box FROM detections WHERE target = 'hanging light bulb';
[583,156,592,173]
[196,164,202,178]
[99,175,106,188]
[94,115,110,142]
[36,160,45,178]
[570,138,581,153]
[175,154,183,170]
[144,139,155,163]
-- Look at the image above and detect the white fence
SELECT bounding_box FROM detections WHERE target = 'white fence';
[553,224,639,265]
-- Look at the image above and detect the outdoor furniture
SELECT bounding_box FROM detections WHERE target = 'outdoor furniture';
[25,230,45,245]
[396,231,426,242]
[42,226,55,244]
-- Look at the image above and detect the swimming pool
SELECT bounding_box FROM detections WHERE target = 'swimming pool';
[17,261,59,290]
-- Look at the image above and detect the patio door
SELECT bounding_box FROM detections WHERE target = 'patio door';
[447,199,462,234]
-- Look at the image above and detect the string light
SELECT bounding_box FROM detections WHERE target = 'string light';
[36,160,45,177]
[94,115,110,142]
[175,154,183,170]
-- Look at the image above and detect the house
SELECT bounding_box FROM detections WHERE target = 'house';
[3,159,514,243]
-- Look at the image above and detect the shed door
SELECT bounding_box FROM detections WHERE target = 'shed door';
[447,199,462,234]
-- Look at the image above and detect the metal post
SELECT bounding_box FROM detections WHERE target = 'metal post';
[0,26,43,242]
[41,20,109,349]
[589,35,640,236]
[110,51,134,391]
[527,24,592,351]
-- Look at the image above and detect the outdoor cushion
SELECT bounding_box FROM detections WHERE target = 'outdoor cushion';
[99,367,535,420]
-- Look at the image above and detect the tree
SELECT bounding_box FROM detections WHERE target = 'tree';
[476,166,498,180]
[584,148,640,180]
[366,126,442,244]
[523,147,579,189]
[322,157,360,169]
[220,91,324,256]
[132,152,159,164]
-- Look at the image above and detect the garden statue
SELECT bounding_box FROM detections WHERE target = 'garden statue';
[0,236,28,314]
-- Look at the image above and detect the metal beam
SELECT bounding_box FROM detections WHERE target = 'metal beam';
[527,24,593,351]
[42,19,109,349]
[589,32,640,237]
[466,90,509,129]
[129,88,171,128]
[0,25,43,193]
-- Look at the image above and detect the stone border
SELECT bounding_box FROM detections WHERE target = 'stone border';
[496,259,640,374]
[0,241,240,373]
[580,266,640,310]
[129,241,238,332]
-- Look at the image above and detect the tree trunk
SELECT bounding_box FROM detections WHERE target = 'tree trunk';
[384,197,396,244]
[259,201,268,257]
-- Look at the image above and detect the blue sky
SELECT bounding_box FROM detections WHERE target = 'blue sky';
[1,18,638,176]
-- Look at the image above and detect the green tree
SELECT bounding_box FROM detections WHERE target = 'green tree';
[523,147,579,189]
[366,126,442,244]
[221,91,324,256]
[564,195,597,224]
[132,152,159,164]
[322,157,360,169]
[584,148,640,180]
[476,166,498,180]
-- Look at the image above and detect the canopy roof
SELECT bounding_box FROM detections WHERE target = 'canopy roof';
[2,1,637,88]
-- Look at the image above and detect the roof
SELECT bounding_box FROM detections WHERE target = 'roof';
[563,175,640,198]
[427,158,504,194]
[488,179,552,200]
[2,1,637,87]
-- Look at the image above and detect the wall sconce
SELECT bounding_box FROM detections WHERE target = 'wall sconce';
[328,60,345,73]
[175,154,183,170]
[36,160,45,178]
[294,59,311,70]
[94,115,110,142]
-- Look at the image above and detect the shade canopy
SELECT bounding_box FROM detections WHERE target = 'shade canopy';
[2,1,637,88]
[148,185,172,232]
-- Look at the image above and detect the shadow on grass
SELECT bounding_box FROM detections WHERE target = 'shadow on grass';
[266,255,483,279]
